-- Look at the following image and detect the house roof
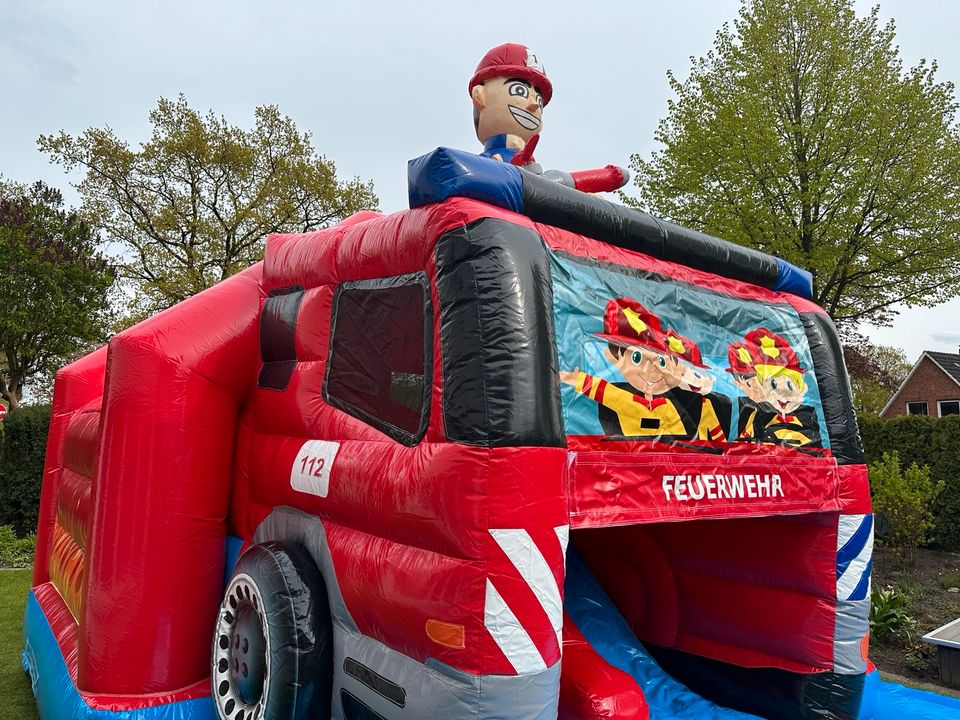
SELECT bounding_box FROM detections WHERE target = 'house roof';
[926,352,960,386]
[880,351,960,416]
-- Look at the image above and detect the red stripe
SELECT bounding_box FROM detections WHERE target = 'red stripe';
[582,373,593,397]
[487,530,564,667]
[486,568,561,667]
[595,378,607,403]
[529,526,568,597]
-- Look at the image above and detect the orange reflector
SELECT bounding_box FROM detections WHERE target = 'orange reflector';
[426,619,465,649]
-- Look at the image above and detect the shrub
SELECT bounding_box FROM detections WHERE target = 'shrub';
[859,414,960,549]
[868,452,942,553]
[0,404,51,536]
[926,415,960,549]
[869,586,916,642]
[859,414,936,470]
[0,524,36,568]
[904,642,936,676]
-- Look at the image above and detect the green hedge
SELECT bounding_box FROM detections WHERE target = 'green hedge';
[0,405,51,537]
[860,414,960,550]
[0,524,35,567]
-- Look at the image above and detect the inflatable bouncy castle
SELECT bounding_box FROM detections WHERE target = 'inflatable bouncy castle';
[23,44,960,720]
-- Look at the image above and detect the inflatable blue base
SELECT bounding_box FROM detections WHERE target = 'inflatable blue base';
[873,677,960,719]
[22,590,216,720]
[21,535,960,720]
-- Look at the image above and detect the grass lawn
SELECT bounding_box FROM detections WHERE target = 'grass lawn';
[0,569,38,720]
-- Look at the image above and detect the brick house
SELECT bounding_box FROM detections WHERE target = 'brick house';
[880,351,960,418]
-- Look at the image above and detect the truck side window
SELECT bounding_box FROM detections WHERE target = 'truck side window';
[324,273,431,445]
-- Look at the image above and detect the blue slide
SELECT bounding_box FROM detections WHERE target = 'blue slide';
[564,548,759,719]
[565,547,960,719]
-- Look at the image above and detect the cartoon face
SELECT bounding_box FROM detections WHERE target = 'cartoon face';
[604,343,680,397]
[731,373,765,404]
[757,371,806,415]
[472,77,544,143]
[679,364,714,395]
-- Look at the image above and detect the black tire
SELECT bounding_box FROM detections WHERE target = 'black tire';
[212,541,333,720]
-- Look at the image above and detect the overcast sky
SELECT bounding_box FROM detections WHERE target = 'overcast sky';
[1,0,958,361]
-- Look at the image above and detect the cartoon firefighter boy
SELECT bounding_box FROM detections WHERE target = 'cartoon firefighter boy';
[739,328,821,448]
[665,329,729,443]
[559,298,721,441]
[726,340,767,438]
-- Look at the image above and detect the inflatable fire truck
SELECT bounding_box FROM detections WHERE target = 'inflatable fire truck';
[23,141,898,720]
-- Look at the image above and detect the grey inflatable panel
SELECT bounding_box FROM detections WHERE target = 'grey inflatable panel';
[254,507,561,719]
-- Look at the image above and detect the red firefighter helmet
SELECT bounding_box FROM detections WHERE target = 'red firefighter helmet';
[745,328,806,375]
[469,43,553,106]
[666,330,709,369]
[595,298,669,355]
[726,341,761,376]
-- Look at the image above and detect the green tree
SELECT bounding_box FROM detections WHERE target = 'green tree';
[844,341,911,415]
[40,95,379,316]
[628,0,960,326]
[0,181,114,409]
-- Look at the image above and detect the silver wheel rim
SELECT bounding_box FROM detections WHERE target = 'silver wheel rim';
[212,573,270,720]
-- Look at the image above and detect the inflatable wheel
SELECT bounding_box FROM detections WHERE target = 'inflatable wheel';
[212,541,333,720]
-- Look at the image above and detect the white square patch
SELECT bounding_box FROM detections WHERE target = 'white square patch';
[290,440,340,498]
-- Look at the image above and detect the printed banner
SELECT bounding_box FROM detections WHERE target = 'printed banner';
[551,251,830,453]
[568,448,840,526]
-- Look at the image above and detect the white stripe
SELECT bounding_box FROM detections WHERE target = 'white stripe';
[836,514,872,601]
[554,525,571,567]
[837,514,868,551]
[490,529,564,641]
[484,579,547,674]
[837,525,874,601]
[554,525,571,649]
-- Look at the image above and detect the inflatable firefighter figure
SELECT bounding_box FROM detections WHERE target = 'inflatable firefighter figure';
[469,43,630,192]
[738,328,822,448]
[469,43,550,165]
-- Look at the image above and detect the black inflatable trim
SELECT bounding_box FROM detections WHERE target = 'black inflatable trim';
[521,172,782,290]
[258,285,305,391]
[648,645,864,720]
[799,312,865,466]
[343,657,406,707]
[341,689,387,720]
[435,218,565,447]
[224,542,333,720]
